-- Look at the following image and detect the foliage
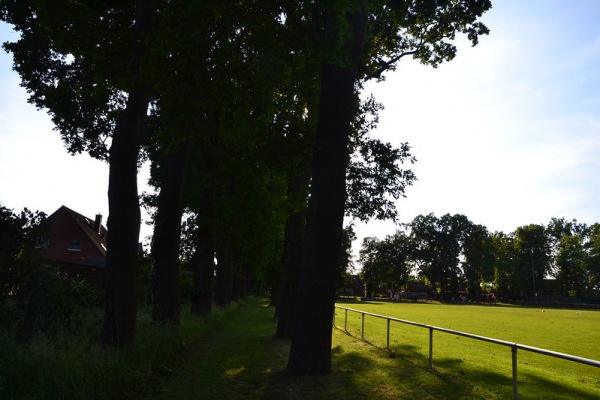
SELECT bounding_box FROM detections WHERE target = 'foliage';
[359,230,414,296]
[0,0,135,160]
[0,303,184,399]
[409,213,472,294]
[0,207,104,340]
[346,95,417,222]
[339,224,357,278]
[0,206,47,298]
[358,213,600,302]
[462,223,495,299]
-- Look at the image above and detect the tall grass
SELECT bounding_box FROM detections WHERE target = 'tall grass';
[0,303,230,399]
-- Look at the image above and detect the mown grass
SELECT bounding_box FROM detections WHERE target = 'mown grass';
[334,299,600,399]
[148,298,484,400]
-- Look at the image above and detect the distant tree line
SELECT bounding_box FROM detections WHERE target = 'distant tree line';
[359,214,600,302]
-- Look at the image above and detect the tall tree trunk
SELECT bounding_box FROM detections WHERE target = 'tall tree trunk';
[190,117,218,315]
[215,229,233,308]
[231,262,241,303]
[102,0,155,349]
[275,211,306,338]
[241,262,252,297]
[150,139,190,328]
[191,215,215,315]
[287,2,367,375]
[276,157,311,338]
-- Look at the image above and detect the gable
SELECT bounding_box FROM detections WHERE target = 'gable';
[43,206,108,267]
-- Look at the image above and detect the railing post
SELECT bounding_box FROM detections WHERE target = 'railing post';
[344,309,348,331]
[386,318,391,350]
[429,327,433,369]
[512,345,518,400]
[361,313,365,340]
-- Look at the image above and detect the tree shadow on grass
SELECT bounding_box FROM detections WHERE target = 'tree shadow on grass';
[155,299,599,400]
[334,327,524,399]
[251,333,495,399]
[517,370,600,399]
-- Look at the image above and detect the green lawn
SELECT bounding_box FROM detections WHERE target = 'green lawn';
[150,298,600,399]
[334,299,600,399]
[150,299,489,400]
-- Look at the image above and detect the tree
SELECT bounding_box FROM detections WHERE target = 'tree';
[556,234,587,298]
[409,213,471,296]
[285,0,492,368]
[346,96,417,222]
[286,0,370,375]
[358,230,413,296]
[513,224,551,299]
[148,138,190,328]
[384,230,415,291]
[0,206,47,300]
[586,224,600,297]
[359,237,382,297]
[1,0,157,348]
[339,224,357,283]
[102,0,156,348]
[462,224,494,301]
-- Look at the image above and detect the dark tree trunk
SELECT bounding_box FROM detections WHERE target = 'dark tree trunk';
[276,211,306,338]
[287,2,367,375]
[102,100,144,348]
[365,281,374,298]
[231,264,241,302]
[276,156,311,338]
[102,0,155,349]
[190,218,215,315]
[286,63,354,375]
[150,139,190,328]
[240,262,252,297]
[189,115,219,315]
[215,229,233,308]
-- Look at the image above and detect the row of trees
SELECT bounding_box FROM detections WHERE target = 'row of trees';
[359,214,600,302]
[1,0,491,374]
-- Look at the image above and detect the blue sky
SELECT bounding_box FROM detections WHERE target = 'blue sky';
[1,1,600,249]
[356,0,600,243]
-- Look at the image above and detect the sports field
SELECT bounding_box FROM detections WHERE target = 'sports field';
[334,299,600,399]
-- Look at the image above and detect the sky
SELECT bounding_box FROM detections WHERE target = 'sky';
[1,1,600,252]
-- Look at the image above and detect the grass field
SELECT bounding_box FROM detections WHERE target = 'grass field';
[3,298,598,399]
[151,299,496,400]
[334,298,600,399]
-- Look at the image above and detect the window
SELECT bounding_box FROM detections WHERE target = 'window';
[67,239,82,251]
[35,238,50,250]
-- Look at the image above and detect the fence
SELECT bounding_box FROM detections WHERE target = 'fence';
[334,305,600,400]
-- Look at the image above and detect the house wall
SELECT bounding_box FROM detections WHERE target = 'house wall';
[44,209,104,266]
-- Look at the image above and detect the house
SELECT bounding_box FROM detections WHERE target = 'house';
[42,205,108,289]
[339,274,365,297]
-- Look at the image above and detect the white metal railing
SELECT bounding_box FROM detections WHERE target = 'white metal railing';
[334,305,600,400]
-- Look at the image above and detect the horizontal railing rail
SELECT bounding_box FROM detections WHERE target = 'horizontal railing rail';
[334,305,600,400]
